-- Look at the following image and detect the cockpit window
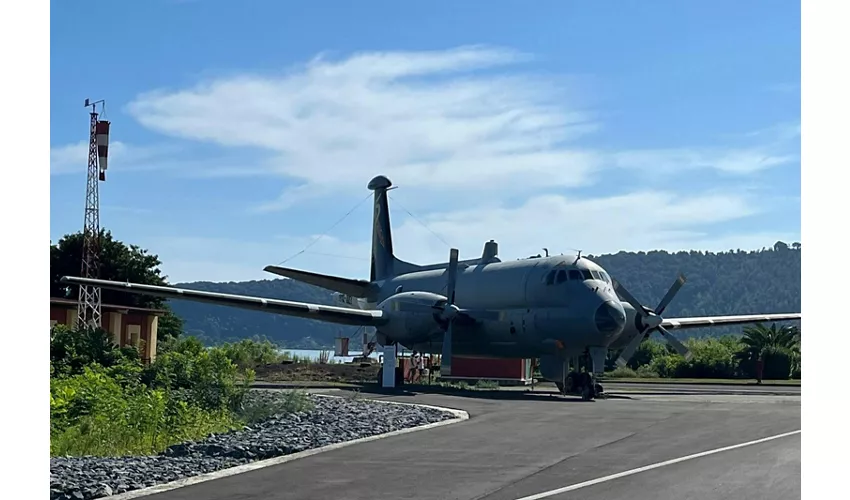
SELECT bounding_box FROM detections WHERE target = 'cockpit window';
[545,270,556,285]
[568,269,582,280]
[556,270,567,284]
[600,271,611,284]
[581,270,593,280]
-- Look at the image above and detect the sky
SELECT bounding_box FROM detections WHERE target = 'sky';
[49,0,801,284]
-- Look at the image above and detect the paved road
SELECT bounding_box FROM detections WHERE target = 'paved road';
[148,388,800,500]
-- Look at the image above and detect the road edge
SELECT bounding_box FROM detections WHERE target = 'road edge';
[107,394,468,500]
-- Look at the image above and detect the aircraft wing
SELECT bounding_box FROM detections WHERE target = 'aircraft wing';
[60,276,387,327]
[661,313,800,331]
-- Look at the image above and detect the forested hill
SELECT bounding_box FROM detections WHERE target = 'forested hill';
[169,243,801,348]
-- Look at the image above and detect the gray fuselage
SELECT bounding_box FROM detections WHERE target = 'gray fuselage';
[373,254,629,358]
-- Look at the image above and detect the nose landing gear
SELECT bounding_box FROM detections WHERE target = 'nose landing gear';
[555,351,604,400]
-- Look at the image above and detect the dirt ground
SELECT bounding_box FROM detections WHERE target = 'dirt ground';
[254,361,381,383]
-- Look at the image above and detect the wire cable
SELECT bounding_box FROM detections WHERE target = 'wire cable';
[276,191,372,265]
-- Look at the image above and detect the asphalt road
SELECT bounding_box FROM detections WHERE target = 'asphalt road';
[146,387,800,500]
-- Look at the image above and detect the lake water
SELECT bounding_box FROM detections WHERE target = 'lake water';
[277,348,380,364]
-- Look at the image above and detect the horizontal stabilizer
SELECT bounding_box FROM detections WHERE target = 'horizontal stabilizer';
[662,312,801,330]
[60,276,386,327]
[263,265,374,298]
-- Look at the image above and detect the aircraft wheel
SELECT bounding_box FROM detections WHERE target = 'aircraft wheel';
[581,385,595,401]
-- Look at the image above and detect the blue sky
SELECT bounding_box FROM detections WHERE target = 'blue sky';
[50,0,801,283]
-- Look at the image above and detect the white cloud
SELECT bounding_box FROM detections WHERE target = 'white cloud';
[122,46,798,212]
[610,148,797,175]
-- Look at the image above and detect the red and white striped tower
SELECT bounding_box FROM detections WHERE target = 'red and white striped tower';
[76,99,108,329]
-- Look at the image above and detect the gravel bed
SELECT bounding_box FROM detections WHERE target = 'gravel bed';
[50,391,457,500]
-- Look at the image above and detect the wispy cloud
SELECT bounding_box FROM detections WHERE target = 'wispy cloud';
[123,46,798,212]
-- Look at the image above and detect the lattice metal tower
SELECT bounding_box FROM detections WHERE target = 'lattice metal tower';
[76,99,106,328]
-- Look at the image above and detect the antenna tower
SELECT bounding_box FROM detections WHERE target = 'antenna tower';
[76,99,110,328]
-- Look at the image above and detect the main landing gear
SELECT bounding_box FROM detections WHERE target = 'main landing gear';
[555,352,604,401]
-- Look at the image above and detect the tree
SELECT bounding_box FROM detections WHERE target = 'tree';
[50,230,184,339]
[736,323,800,379]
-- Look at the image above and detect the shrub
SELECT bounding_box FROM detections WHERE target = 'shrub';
[50,324,139,378]
[50,365,239,457]
[678,338,739,378]
[221,339,283,370]
[607,366,637,378]
[762,346,793,380]
[635,365,660,378]
[649,355,687,378]
[237,390,314,424]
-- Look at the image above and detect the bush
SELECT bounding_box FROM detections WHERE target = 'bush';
[50,365,239,457]
[607,366,637,378]
[50,324,139,378]
[221,339,283,370]
[762,346,793,380]
[237,390,314,424]
[649,355,687,378]
[677,338,739,378]
[635,365,660,378]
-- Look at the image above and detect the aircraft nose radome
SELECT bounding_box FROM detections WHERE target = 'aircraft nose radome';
[595,300,627,335]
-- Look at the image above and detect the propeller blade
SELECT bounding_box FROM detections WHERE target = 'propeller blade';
[657,325,692,360]
[446,248,459,305]
[654,274,687,316]
[441,321,453,377]
[612,279,646,315]
[615,332,645,368]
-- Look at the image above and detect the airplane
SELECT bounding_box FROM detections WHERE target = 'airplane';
[61,174,801,400]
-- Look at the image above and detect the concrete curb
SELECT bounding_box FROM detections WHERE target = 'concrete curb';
[108,394,469,500]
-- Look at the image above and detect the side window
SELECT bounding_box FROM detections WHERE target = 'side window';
[545,270,556,285]
[568,270,582,280]
[556,270,567,284]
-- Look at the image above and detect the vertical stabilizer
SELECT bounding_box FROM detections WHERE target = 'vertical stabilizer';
[368,175,395,281]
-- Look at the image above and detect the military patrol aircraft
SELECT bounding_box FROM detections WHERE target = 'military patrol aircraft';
[62,175,801,400]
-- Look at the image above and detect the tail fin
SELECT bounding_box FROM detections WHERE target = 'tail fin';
[368,176,396,281]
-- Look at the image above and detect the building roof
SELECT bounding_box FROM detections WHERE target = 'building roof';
[50,297,168,315]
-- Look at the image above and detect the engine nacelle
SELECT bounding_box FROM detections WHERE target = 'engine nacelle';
[377,291,447,344]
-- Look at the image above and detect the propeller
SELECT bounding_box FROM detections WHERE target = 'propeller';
[612,274,693,367]
[437,248,460,377]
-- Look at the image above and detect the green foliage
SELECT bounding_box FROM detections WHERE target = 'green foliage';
[237,391,314,424]
[49,326,298,457]
[221,339,285,370]
[50,365,238,456]
[50,324,140,378]
[607,329,801,380]
[141,337,254,413]
[50,231,184,339]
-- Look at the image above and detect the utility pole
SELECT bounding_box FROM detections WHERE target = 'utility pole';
[76,98,110,329]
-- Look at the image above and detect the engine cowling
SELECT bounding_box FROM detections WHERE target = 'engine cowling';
[376,291,448,344]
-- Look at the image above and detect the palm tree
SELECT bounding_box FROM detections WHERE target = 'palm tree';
[737,323,800,379]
